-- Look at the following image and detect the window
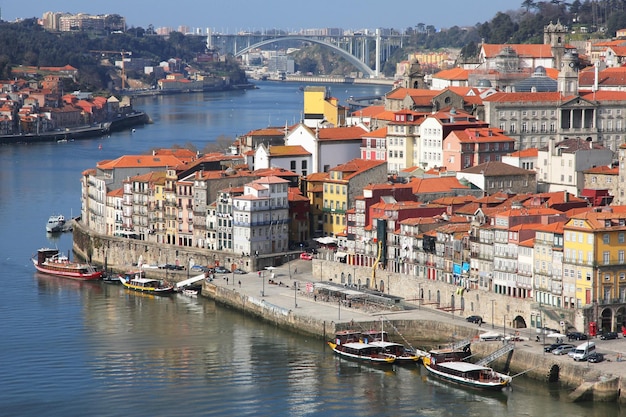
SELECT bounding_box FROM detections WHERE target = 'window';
[301,160,307,169]
[290,160,296,170]
[604,251,610,265]
[604,234,610,244]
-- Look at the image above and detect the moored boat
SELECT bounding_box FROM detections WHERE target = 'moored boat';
[327,330,396,364]
[361,329,421,363]
[119,275,175,295]
[32,248,103,280]
[46,214,67,233]
[422,356,512,391]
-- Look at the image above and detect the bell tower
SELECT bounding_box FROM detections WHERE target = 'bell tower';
[544,20,568,69]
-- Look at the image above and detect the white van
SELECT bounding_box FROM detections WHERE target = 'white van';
[571,342,596,361]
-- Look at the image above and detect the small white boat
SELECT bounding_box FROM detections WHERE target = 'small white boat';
[46,214,66,233]
[182,289,198,297]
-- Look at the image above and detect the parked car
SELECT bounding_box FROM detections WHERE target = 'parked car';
[600,332,618,340]
[190,265,209,273]
[587,352,605,363]
[214,266,231,274]
[233,268,247,275]
[567,331,589,341]
[300,252,313,260]
[466,315,483,324]
[544,342,565,353]
[552,344,575,355]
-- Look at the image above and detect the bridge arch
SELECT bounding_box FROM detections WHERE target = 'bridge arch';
[234,36,376,78]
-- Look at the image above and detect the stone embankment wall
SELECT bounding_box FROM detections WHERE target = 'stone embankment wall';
[75,223,620,402]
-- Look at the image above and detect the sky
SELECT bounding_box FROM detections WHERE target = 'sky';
[5,1,525,33]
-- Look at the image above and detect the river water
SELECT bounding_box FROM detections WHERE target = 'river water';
[0,81,620,416]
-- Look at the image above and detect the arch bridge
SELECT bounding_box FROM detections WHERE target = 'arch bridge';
[211,31,405,78]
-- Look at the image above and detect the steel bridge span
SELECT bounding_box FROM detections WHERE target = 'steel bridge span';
[210,31,405,78]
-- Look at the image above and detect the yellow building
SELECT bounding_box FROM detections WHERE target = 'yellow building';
[564,209,626,331]
[303,86,346,128]
[304,172,330,238]
[321,159,387,237]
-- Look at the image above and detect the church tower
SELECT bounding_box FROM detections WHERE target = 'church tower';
[557,51,579,96]
[403,57,425,89]
[544,20,568,69]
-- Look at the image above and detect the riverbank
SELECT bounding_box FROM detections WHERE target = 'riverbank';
[0,111,149,145]
[71,187,626,404]
[200,260,626,403]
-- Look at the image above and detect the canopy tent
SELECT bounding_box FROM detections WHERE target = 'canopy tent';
[314,237,337,245]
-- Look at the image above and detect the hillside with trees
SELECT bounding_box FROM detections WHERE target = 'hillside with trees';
[3,1,626,82]
[0,18,246,92]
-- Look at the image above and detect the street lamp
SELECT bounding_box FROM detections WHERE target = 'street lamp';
[294,281,297,308]
[503,314,507,339]
[338,296,341,320]
[491,299,495,329]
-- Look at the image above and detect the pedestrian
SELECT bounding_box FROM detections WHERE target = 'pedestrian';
[226,277,229,284]
[478,319,483,327]
[238,280,241,288]
[314,294,317,302]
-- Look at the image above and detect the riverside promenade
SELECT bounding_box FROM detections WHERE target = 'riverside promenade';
[200,257,626,403]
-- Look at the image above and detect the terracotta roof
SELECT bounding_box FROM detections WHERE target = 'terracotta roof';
[409,176,469,194]
[97,154,186,170]
[243,127,285,137]
[361,126,387,138]
[579,66,626,87]
[431,196,477,205]
[481,44,555,59]
[317,126,367,141]
[448,128,514,144]
[268,145,311,157]
[329,159,386,180]
[506,148,539,158]
[533,221,565,234]
[305,172,330,182]
[350,105,386,117]
[583,165,618,175]
[460,161,535,176]
[432,67,469,81]
[483,91,571,103]
[519,238,535,248]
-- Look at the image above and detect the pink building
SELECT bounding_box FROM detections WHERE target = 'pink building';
[443,127,515,171]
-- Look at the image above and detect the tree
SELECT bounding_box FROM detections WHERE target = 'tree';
[522,0,537,12]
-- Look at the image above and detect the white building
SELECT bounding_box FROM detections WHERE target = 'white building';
[254,144,312,177]
[537,137,613,195]
[232,176,289,256]
[286,124,366,173]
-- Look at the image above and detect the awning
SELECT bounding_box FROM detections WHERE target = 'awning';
[315,236,337,245]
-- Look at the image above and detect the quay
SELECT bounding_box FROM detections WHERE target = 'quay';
[72,223,626,403]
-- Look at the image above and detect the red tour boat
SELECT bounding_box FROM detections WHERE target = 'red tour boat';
[32,248,103,280]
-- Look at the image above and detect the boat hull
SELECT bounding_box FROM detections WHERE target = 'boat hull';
[423,358,511,391]
[327,341,396,364]
[120,278,174,295]
[32,260,103,280]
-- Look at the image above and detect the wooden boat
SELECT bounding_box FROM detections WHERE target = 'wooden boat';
[103,269,143,284]
[361,329,420,363]
[119,275,175,295]
[32,248,103,280]
[422,356,512,391]
[327,330,396,364]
